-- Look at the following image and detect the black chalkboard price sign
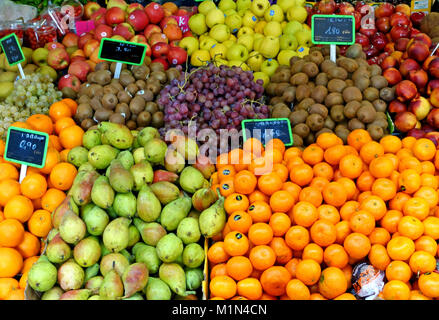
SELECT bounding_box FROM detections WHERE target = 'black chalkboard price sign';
[242,118,293,147]
[312,15,355,45]
[98,38,148,65]
[0,33,25,67]
[4,127,49,168]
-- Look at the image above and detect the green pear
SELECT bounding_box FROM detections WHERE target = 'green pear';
[117,150,134,170]
[128,225,140,248]
[103,217,130,253]
[182,243,205,268]
[144,138,167,165]
[46,234,71,264]
[82,205,109,236]
[160,196,192,232]
[130,161,154,191]
[67,146,89,168]
[82,129,102,150]
[185,268,204,291]
[113,192,137,218]
[159,263,192,296]
[98,122,134,149]
[85,276,104,295]
[137,185,161,222]
[41,286,64,300]
[137,127,159,147]
[132,242,162,274]
[28,259,58,292]
[88,145,119,170]
[70,169,100,206]
[133,219,167,247]
[156,233,184,263]
[133,147,146,164]
[100,270,124,300]
[108,160,134,193]
[150,181,180,205]
[122,262,149,298]
[59,289,91,300]
[58,259,85,291]
[91,176,114,209]
[100,253,130,277]
[177,217,201,245]
[179,167,205,194]
[59,210,86,245]
[73,237,101,267]
[122,293,144,300]
[199,193,226,238]
[145,277,171,300]
[84,263,100,282]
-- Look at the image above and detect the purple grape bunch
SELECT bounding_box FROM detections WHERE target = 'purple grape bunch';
[157,64,270,146]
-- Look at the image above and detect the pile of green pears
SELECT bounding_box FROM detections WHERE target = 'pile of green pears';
[27,122,226,300]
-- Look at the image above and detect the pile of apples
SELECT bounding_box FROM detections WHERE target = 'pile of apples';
[309,1,427,65]
[181,0,311,86]
[57,0,193,93]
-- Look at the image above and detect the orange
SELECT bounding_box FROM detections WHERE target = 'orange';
[270,237,293,264]
[389,192,411,212]
[249,245,276,271]
[412,138,436,161]
[336,177,357,201]
[386,261,412,282]
[0,179,21,207]
[403,197,429,221]
[343,232,371,259]
[410,290,432,300]
[371,178,396,201]
[418,272,439,298]
[399,156,422,173]
[226,256,253,281]
[272,163,289,182]
[270,190,295,212]
[223,231,249,256]
[237,278,263,300]
[26,114,53,135]
[258,172,283,196]
[228,211,252,234]
[249,190,269,203]
[421,173,439,189]
[248,223,273,246]
[292,201,318,228]
[284,147,302,162]
[0,139,4,156]
[323,244,349,269]
[20,173,47,200]
[349,210,375,236]
[263,148,283,165]
[322,182,347,207]
[335,221,351,245]
[360,195,387,221]
[15,231,40,259]
[218,165,236,182]
[243,138,264,158]
[224,193,249,214]
[369,156,394,178]
[423,217,439,240]
[269,212,291,237]
[369,228,391,246]
[317,205,340,225]
[299,186,322,207]
[229,149,251,172]
[340,201,360,221]
[207,242,230,264]
[59,149,70,162]
[49,101,72,122]
[296,259,321,285]
[309,177,330,193]
[260,266,291,296]
[285,258,301,278]
[247,201,272,223]
[387,236,415,261]
[398,216,424,240]
[316,132,343,150]
[421,161,435,174]
[210,276,236,299]
[380,135,402,153]
[59,125,84,149]
[318,267,347,299]
[219,178,235,197]
[210,264,227,279]
[360,141,385,165]
[302,243,323,264]
[61,98,78,115]
[48,135,63,152]
[310,219,336,247]
[356,171,375,192]
[409,251,436,274]
[348,129,372,151]
[54,117,76,135]
[383,280,411,300]
[402,136,417,149]
[266,138,286,154]
[289,163,313,186]
[28,209,52,238]
[0,219,24,247]
[313,162,334,180]
[39,147,61,175]
[368,244,391,270]
[249,156,272,176]
[282,181,301,200]
[286,279,310,300]
[9,121,32,130]
[3,195,34,223]
[0,247,23,278]
[0,278,19,299]
[216,153,230,170]
[49,162,77,191]
[233,170,257,195]
[302,145,324,165]
[398,169,421,194]
[0,163,19,181]
[324,145,346,166]
[415,236,438,256]
[41,188,66,213]
[334,293,356,300]
[414,186,439,209]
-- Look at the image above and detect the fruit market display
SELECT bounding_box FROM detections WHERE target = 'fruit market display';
[208,132,439,300]
[26,123,221,300]
[183,0,310,83]
[0,100,79,300]
[71,58,174,130]
[420,12,439,45]
[266,44,392,147]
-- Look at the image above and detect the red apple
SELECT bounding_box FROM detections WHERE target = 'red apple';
[144,24,162,38]
[395,111,418,132]
[411,12,426,27]
[400,58,421,77]
[78,33,94,50]
[144,2,164,24]
[127,3,144,14]
[167,46,187,65]
[381,56,398,70]
[427,80,439,95]
[410,28,421,37]
[375,3,395,18]
[70,56,86,63]
[68,60,91,82]
[183,30,194,38]
[364,45,379,59]
[384,42,395,54]
[58,74,81,92]
[409,96,431,120]
[149,32,168,46]
[428,57,439,78]
[152,57,169,70]
[389,100,407,113]
[160,16,178,30]
[409,69,429,90]
[412,33,432,48]
[62,32,79,48]
[395,4,411,17]
[352,11,362,31]
[355,32,370,49]
[176,9,188,16]
[377,52,390,65]
[390,12,411,27]
[83,39,100,58]
[424,131,439,146]
[407,128,426,139]
[431,88,439,108]
[130,35,147,43]
[337,2,354,15]
[423,55,437,70]
[47,48,70,70]
[395,38,410,52]
[396,80,418,102]
[105,7,125,26]
[84,2,101,20]
[91,8,107,26]
[45,42,65,51]
[113,23,135,40]
[152,42,170,58]
[427,108,439,128]
[163,24,182,42]
[371,32,388,51]
[407,41,430,62]
[390,25,411,41]
[318,0,336,14]
[94,24,113,42]
[127,9,149,32]
[383,68,403,85]
[359,26,377,38]
[145,44,152,57]
[376,17,391,33]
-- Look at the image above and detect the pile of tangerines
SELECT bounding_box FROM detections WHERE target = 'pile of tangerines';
[207,130,439,300]
[0,99,81,300]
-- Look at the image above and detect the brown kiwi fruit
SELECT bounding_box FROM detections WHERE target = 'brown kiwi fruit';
[150,71,167,84]
[324,116,336,130]
[274,68,292,83]
[307,82,316,90]
[291,59,306,74]
[345,44,363,59]
[342,86,363,103]
[315,73,329,86]
[126,83,139,96]
[330,105,345,122]
[289,110,308,126]
[327,79,347,93]
[109,113,125,124]
[352,67,371,81]
[274,83,290,97]
[295,84,311,102]
[129,96,146,115]
[266,83,277,96]
[138,89,155,102]
[145,81,161,95]
[78,95,91,105]
[90,96,103,111]
[290,73,309,86]
[337,57,359,73]
[151,112,164,128]
[166,68,180,81]
[354,75,371,92]
[80,118,96,131]
[143,56,152,66]
[95,62,110,71]
[292,134,304,147]
[328,67,348,80]
[361,100,374,108]
[356,105,377,124]
[270,96,283,106]
[116,90,131,104]
[271,104,291,118]
[130,114,137,122]
[119,74,135,87]
[324,92,344,107]
[93,70,112,86]
[305,132,315,146]
[368,64,382,77]
[376,112,387,120]
[306,114,325,131]
[370,75,388,89]
[61,87,77,99]
[94,108,113,122]
[367,124,384,140]
[370,118,388,130]
[292,123,310,138]
[282,86,296,103]
[320,60,337,73]
[137,111,151,127]
[344,101,361,119]
[310,85,328,104]
[150,62,165,72]
[335,127,350,144]
[355,58,370,69]
[131,65,148,80]
[115,103,131,120]
[75,103,94,122]
[380,87,395,102]
[345,79,354,87]
[135,80,146,89]
[88,84,103,97]
[145,102,159,114]
[126,120,137,130]
[302,62,319,78]
[348,118,366,131]
[102,93,118,110]
[110,81,124,92]
[363,87,380,102]
[296,98,316,111]
[309,51,325,66]
[308,104,328,118]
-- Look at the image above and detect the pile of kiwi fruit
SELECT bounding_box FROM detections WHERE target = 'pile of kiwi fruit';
[70,57,181,131]
[267,44,394,147]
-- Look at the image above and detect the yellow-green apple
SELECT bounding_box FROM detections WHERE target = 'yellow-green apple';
[36,65,57,81]
[83,39,99,57]
[259,36,280,59]
[278,50,297,65]
[254,21,267,33]
[213,58,228,67]
[219,0,236,12]
[242,10,258,28]
[144,3,164,24]
[149,32,168,46]
[84,1,101,19]
[198,0,217,15]
[45,42,65,51]
[91,7,106,26]
[210,43,228,60]
[287,6,307,23]
[277,0,295,12]
[70,49,86,59]
[224,9,237,17]
[229,60,249,70]
[130,35,147,43]
[105,7,125,26]
[409,96,431,120]
[237,34,254,51]
[68,60,91,82]
[163,24,183,41]
[264,21,282,37]
[167,47,187,65]
[222,39,235,49]
[179,37,199,56]
[284,20,302,35]
[226,43,248,62]
[188,13,207,36]
[78,33,94,49]
[32,47,49,66]
[261,58,279,77]
[253,71,269,87]
[62,32,79,47]
[225,12,242,33]
[58,74,81,92]
[94,24,113,41]
[209,24,230,42]
[47,48,70,70]
[264,4,284,22]
[191,49,211,66]
[280,34,298,50]
[66,46,78,57]
[251,0,270,17]
[296,45,309,57]
[206,8,225,28]
[107,0,128,11]
[113,23,135,40]
[229,34,237,41]
[238,26,254,38]
[144,24,161,38]
[127,3,143,14]
[431,88,439,108]
[111,35,125,41]
[127,9,149,32]
[247,51,264,71]
[295,29,311,46]
[253,35,264,52]
[237,0,251,12]
[199,36,217,51]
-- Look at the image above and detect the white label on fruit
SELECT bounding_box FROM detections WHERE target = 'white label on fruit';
[162,34,166,39]
[252,16,257,21]
[137,90,145,95]
[172,59,177,64]
[102,32,107,37]
[156,46,161,50]
[121,112,126,118]
[298,47,304,52]
[154,4,159,9]
[269,10,274,16]
[130,15,134,19]
[233,28,238,33]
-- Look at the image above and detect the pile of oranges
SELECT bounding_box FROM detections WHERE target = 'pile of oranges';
[0,99,81,300]
[207,130,439,300]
